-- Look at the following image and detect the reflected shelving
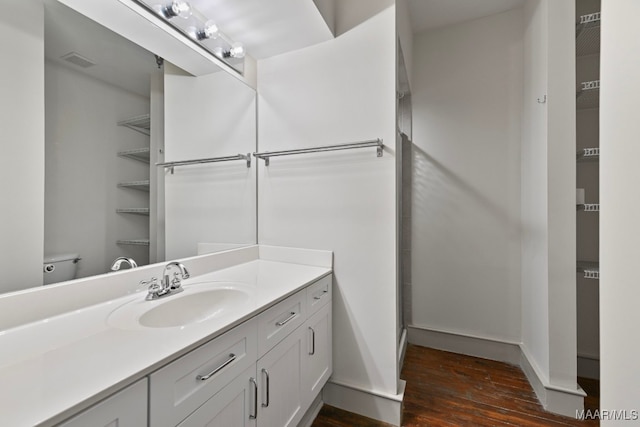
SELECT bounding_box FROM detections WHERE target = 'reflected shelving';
[117,114,151,136]
[577,80,600,110]
[116,239,150,246]
[118,147,150,164]
[576,12,601,57]
[116,208,150,215]
[577,261,600,280]
[117,180,150,192]
[116,112,151,254]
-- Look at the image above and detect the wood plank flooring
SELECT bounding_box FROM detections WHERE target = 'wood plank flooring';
[312,344,599,426]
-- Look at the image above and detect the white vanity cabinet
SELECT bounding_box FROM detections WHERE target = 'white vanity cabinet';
[177,365,257,427]
[256,325,306,427]
[255,274,333,427]
[149,319,258,427]
[302,302,332,408]
[58,273,332,427]
[58,379,147,427]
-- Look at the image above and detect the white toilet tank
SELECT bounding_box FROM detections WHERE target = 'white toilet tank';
[43,253,80,285]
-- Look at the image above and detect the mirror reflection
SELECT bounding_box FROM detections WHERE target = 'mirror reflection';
[36,0,256,288]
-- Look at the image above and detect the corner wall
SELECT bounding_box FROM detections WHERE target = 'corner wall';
[521,0,581,416]
[600,0,640,419]
[410,8,524,344]
[257,5,400,425]
[0,0,45,293]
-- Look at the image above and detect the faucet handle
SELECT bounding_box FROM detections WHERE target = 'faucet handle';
[140,277,157,287]
[141,277,163,300]
[170,272,183,290]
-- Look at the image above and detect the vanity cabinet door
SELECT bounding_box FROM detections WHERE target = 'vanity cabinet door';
[149,319,257,427]
[177,365,257,427]
[58,379,147,427]
[256,326,305,427]
[302,302,332,408]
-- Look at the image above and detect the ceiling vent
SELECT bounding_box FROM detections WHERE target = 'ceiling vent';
[60,52,96,68]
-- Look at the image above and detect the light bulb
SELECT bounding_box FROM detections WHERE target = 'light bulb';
[200,20,219,40]
[163,0,191,19]
[230,42,245,59]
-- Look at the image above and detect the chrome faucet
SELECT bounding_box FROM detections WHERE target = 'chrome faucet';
[143,261,190,300]
[162,261,190,291]
[110,257,138,271]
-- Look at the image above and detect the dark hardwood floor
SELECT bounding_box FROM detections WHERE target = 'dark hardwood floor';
[312,344,599,426]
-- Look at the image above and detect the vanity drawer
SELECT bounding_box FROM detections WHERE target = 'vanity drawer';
[306,274,332,316]
[257,289,306,358]
[149,318,257,427]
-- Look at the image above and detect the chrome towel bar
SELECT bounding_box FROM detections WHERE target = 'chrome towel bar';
[157,153,251,174]
[253,139,384,166]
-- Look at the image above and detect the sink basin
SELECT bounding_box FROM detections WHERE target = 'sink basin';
[108,283,252,330]
[140,288,249,328]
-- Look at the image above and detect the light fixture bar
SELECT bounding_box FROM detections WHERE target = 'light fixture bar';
[129,0,245,72]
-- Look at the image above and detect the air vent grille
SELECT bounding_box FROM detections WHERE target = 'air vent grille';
[60,52,96,68]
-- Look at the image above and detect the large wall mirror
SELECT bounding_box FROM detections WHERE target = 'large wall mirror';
[27,0,256,289]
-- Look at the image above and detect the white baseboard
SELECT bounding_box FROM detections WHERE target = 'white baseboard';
[407,325,521,365]
[577,354,600,380]
[408,325,585,418]
[322,379,405,426]
[298,393,324,427]
[519,347,586,417]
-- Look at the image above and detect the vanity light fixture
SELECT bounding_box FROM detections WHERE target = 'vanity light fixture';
[133,0,246,72]
[228,42,245,59]
[194,20,219,40]
[159,0,192,19]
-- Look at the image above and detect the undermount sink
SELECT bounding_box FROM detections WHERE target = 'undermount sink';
[108,283,251,329]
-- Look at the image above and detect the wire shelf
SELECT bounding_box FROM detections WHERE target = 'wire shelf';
[118,114,151,136]
[577,204,599,212]
[576,12,600,57]
[116,208,150,215]
[577,80,600,110]
[117,239,150,246]
[117,180,150,192]
[577,147,600,162]
[118,147,150,164]
[577,261,599,280]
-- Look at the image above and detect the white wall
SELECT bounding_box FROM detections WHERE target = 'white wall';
[0,0,45,293]
[521,0,579,412]
[545,0,577,390]
[600,0,640,419]
[396,0,413,91]
[410,9,524,343]
[45,61,151,278]
[521,0,550,378]
[164,64,257,259]
[257,4,398,401]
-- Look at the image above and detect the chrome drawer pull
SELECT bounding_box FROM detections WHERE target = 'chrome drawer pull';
[262,368,270,407]
[309,327,316,355]
[196,353,236,381]
[276,312,296,327]
[313,290,328,300]
[249,377,258,419]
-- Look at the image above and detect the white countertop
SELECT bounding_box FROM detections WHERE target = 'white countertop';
[0,247,332,427]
